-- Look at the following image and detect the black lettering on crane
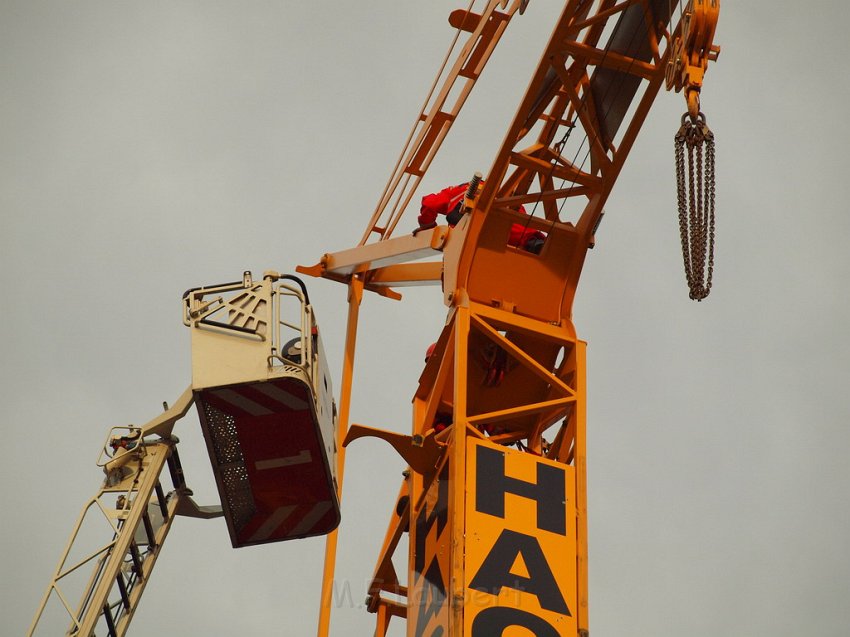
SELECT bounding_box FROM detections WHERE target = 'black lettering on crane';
[414,465,449,577]
[412,464,450,637]
[471,606,559,636]
[475,444,566,535]
[414,559,447,637]
[468,529,571,615]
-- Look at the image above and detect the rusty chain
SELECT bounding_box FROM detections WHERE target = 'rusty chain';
[675,111,716,300]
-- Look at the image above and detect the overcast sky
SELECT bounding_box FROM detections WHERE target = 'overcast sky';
[3,2,849,636]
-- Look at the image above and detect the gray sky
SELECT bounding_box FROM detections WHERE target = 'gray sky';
[3,1,849,636]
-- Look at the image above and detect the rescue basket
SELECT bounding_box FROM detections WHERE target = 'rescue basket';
[184,271,339,547]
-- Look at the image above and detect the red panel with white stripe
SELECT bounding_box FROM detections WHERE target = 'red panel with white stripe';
[197,376,339,547]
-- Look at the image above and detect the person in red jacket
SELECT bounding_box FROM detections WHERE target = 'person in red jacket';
[417,182,546,253]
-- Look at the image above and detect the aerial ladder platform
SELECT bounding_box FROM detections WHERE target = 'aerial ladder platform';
[28,272,339,635]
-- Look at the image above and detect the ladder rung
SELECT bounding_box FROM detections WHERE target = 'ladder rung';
[141,511,157,548]
[116,571,131,610]
[128,543,144,579]
[154,483,169,520]
[102,602,117,637]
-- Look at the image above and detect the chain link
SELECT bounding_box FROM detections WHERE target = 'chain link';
[675,112,716,300]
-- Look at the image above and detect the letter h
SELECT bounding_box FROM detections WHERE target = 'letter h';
[475,445,566,535]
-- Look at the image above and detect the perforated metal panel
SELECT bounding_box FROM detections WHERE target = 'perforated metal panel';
[199,400,255,532]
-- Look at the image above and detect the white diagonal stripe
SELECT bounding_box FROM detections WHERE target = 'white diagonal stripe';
[248,505,297,543]
[254,381,310,411]
[214,388,273,416]
[288,501,333,537]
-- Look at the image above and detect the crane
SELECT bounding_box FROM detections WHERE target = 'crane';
[27,1,720,635]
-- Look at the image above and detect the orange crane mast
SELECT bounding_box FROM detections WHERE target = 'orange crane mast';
[300,0,720,635]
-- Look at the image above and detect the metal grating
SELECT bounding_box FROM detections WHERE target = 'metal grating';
[200,400,255,531]
[202,400,239,465]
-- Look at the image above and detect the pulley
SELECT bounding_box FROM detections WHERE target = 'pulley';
[665,0,720,300]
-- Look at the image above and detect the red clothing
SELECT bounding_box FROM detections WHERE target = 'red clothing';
[419,183,544,249]
[417,183,468,227]
[507,220,545,249]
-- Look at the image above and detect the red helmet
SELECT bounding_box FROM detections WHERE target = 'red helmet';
[425,342,437,362]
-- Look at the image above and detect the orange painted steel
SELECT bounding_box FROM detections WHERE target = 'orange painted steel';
[666,0,721,118]
[316,276,363,637]
[397,304,587,636]
[358,0,526,246]
[300,1,720,635]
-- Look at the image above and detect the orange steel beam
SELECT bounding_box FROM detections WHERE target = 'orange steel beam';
[365,481,410,612]
[367,262,443,288]
[304,226,449,280]
[574,341,589,634]
[560,40,659,81]
[316,276,363,637]
[359,0,526,246]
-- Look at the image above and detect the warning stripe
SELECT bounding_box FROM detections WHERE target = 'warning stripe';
[287,501,334,537]
[234,384,296,414]
[248,505,297,543]
[213,388,272,416]
[254,380,310,411]
[204,379,310,418]
[245,501,334,543]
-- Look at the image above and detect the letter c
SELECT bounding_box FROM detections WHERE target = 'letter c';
[471,607,560,636]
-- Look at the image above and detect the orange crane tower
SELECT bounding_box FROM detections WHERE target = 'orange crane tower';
[299,1,720,635]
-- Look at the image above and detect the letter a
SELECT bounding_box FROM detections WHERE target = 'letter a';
[469,529,570,615]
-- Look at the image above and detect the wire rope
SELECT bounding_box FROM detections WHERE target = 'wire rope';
[514,0,662,242]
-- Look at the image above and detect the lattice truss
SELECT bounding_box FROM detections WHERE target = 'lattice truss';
[29,434,182,637]
[362,302,586,629]
[419,305,582,457]
[360,0,682,245]
[485,0,678,234]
